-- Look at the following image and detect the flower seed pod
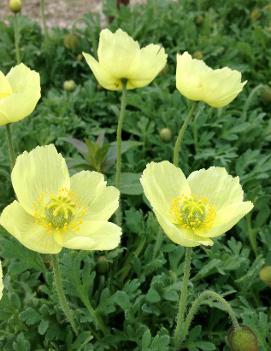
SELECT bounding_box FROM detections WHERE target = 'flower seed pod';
[259,266,271,287]
[228,326,258,351]
[63,80,76,92]
[64,33,79,50]
[159,128,172,142]
[9,0,22,13]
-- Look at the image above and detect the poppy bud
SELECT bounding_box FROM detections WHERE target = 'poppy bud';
[9,0,22,13]
[228,326,258,351]
[259,266,271,287]
[261,86,271,104]
[64,33,79,50]
[63,80,76,92]
[159,128,172,142]
[96,256,109,274]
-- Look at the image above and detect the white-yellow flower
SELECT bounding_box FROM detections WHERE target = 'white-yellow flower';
[0,145,122,254]
[176,52,246,108]
[140,161,253,247]
[0,63,41,125]
[83,28,167,90]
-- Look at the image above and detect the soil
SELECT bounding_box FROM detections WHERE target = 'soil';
[0,0,147,28]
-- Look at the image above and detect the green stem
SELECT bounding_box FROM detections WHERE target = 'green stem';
[246,214,257,256]
[115,80,127,225]
[5,124,16,169]
[242,84,264,120]
[179,290,239,346]
[173,102,197,166]
[14,13,21,64]
[78,292,109,336]
[50,255,78,335]
[173,248,192,347]
[40,0,48,38]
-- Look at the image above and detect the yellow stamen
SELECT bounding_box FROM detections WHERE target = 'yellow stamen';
[33,188,87,233]
[170,194,216,231]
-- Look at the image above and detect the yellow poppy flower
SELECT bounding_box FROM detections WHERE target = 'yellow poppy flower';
[0,63,40,126]
[0,145,122,254]
[140,161,253,247]
[0,261,3,300]
[83,28,167,90]
[176,52,246,108]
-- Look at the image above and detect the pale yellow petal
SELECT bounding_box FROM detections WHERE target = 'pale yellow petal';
[0,89,40,125]
[0,260,3,300]
[176,52,209,101]
[55,220,122,250]
[176,51,245,107]
[0,63,41,124]
[204,68,246,108]
[82,52,122,91]
[187,167,244,209]
[6,63,40,96]
[0,71,12,98]
[0,201,61,254]
[207,201,253,237]
[98,28,140,79]
[155,211,213,247]
[12,145,70,215]
[128,44,167,88]
[140,161,190,216]
[71,171,120,221]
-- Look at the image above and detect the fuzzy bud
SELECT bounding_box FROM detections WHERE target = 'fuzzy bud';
[192,51,204,60]
[159,128,172,142]
[63,80,76,92]
[228,326,258,351]
[261,86,271,104]
[250,8,261,22]
[96,256,109,275]
[195,15,204,25]
[64,33,79,50]
[9,0,22,13]
[259,266,271,287]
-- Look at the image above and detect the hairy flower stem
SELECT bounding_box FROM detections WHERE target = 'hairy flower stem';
[5,124,16,169]
[115,80,127,225]
[173,248,192,347]
[51,255,78,335]
[14,13,21,64]
[178,290,239,346]
[40,0,48,38]
[173,102,197,166]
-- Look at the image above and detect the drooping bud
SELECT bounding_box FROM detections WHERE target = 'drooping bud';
[195,15,204,25]
[9,0,22,13]
[96,256,109,275]
[228,326,259,351]
[192,51,203,60]
[64,33,79,50]
[159,128,172,142]
[261,86,271,104]
[63,80,76,92]
[259,266,271,287]
[250,8,261,21]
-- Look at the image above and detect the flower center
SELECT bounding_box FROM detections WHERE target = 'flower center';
[45,195,76,229]
[170,194,216,231]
